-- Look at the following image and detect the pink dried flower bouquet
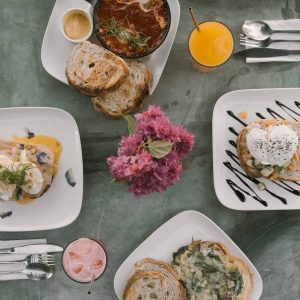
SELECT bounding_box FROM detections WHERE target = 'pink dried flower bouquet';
[107,106,195,197]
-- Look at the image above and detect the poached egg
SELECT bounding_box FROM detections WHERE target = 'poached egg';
[0,150,44,201]
[246,125,298,166]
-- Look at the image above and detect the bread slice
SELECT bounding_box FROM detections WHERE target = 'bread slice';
[66,41,129,96]
[237,119,300,181]
[134,258,186,300]
[123,271,168,300]
[172,240,253,300]
[91,60,152,118]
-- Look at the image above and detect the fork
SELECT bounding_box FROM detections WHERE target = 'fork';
[0,254,55,267]
[240,34,300,48]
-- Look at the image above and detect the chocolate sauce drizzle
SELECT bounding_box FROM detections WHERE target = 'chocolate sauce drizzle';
[225,100,300,207]
[224,162,268,207]
[229,140,237,148]
[228,127,239,136]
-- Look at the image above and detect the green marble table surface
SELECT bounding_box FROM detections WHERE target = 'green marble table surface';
[1,0,300,299]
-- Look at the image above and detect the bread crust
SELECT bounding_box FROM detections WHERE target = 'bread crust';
[135,258,186,299]
[123,271,166,300]
[124,258,186,300]
[237,119,300,181]
[66,41,129,96]
[91,60,153,118]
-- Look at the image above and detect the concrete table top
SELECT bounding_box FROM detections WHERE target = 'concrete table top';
[1,0,300,299]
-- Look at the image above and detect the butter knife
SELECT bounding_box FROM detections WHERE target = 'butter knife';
[0,273,28,281]
[234,48,300,58]
[0,244,63,254]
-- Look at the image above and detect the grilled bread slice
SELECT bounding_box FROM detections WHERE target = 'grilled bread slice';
[66,41,129,96]
[123,271,168,300]
[134,258,186,300]
[172,240,253,300]
[237,119,300,181]
[91,60,152,118]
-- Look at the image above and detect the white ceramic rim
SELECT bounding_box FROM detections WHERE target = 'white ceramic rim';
[60,8,93,43]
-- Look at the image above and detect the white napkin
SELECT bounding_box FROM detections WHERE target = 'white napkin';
[0,239,47,261]
[245,19,300,63]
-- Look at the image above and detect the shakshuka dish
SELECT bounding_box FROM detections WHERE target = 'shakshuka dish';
[94,0,171,58]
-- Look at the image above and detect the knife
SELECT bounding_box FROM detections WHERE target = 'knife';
[0,244,63,254]
[234,48,300,58]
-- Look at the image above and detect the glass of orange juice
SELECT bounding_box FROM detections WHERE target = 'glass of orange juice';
[188,21,234,69]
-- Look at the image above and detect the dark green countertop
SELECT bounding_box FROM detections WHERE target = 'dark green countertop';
[0,0,300,299]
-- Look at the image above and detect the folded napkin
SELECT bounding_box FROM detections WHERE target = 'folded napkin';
[245,19,300,63]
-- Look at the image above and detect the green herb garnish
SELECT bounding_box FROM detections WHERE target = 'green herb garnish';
[0,164,31,186]
[104,17,151,49]
[229,268,244,294]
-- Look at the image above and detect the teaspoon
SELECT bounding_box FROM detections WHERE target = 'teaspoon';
[0,263,53,281]
[243,20,300,41]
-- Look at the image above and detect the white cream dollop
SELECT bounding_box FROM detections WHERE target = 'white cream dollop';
[246,125,298,166]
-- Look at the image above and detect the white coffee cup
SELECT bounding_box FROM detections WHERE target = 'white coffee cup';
[61,8,93,43]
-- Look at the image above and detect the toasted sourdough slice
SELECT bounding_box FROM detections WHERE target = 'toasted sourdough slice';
[66,41,129,96]
[172,240,253,300]
[134,258,186,300]
[237,119,300,181]
[123,271,168,300]
[91,60,153,118]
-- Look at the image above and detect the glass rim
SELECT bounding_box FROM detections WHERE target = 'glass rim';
[188,20,235,68]
[61,237,108,284]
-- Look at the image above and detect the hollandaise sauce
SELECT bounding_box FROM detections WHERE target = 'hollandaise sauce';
[12,135,62,205]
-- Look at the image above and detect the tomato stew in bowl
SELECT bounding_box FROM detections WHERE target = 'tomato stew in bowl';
[93,0,171,58]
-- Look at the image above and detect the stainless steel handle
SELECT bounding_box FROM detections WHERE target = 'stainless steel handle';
[0,248,13,254]
[0,272,27,281]
[0,262,25,272]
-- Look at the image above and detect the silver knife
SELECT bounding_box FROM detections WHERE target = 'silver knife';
[0,273,28,281]
[0,244,63,254]
[234,48,300,58]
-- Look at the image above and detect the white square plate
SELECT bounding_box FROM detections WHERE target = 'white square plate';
[114,210,263,299]
[213,88,300,211]
[41,0,180,95]
[0,107,83,231]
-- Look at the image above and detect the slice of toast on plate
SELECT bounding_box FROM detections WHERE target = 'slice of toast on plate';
[66,41,129,96]
[237,119,300,181]
[91,60,152,118]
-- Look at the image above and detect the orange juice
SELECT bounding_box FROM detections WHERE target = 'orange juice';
[189,21,234,67]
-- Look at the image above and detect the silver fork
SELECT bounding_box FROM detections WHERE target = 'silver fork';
[0,254,55,267]
[240,34,300,48]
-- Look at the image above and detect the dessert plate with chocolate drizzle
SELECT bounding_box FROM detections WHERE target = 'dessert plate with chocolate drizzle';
[213,88,300,210]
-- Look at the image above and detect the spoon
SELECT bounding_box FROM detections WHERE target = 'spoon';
[0,263,53,281]
[243,20,300,41]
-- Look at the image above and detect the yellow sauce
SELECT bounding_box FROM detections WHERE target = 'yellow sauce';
[63,10,91,40]
[13,135,62,205]
[189,21,234,67]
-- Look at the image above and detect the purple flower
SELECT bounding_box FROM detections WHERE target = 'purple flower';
[107,106,195,197]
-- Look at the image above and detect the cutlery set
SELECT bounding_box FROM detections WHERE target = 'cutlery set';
[0,242,63,281]
[236,20,300,58]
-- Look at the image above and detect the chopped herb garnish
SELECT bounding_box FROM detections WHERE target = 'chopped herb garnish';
[103,17,151,49]
[0,164,31,186]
